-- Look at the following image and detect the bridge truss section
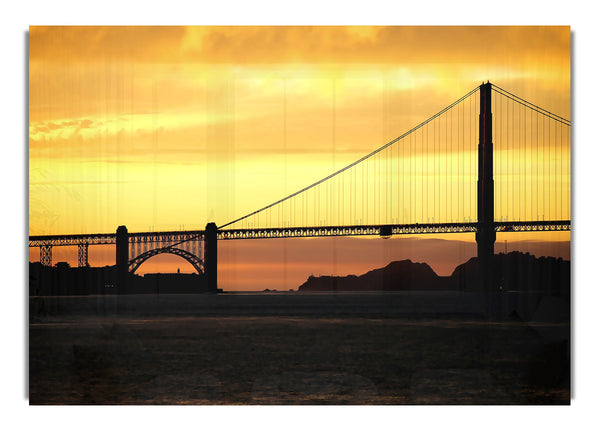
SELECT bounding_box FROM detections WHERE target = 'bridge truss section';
[128,231,204,264]
[218,220,570,240]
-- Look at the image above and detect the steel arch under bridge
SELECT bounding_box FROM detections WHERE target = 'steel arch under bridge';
[128,247,205,275]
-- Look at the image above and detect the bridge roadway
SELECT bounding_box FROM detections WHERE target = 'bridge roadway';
[29,220,570,247]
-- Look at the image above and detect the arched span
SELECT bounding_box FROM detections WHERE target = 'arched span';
[128,247,204,275]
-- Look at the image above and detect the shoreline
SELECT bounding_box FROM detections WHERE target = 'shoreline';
[29,290,570,323]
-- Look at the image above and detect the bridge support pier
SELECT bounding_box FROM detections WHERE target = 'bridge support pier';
[78,243,89,267]
[204,222,218,292]
[116,225,129,293]
[477,82,496,293]
[40,244,52,267]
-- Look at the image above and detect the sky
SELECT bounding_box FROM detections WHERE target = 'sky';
[28,26,571,290]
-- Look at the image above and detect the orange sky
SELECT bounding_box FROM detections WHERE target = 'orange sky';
[28,26,571,290]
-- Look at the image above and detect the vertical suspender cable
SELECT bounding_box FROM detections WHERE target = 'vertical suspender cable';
[529,107,532,222]
[317,181,319,225]
[411,131,414,222]
[445,112,448,221]
[471,94,473,220]
[554,120,557,220]
[377,147,378,224]
[517,99,520,222]
[386,141,389,223]
[498,93,502,221]
[518,101,525,220]
[545,115,547,220]
[494,93,498,221]
[536,110,539,220]
[427,118,429,222]
[394,143,396,222]
[364,157,367,224]
[397,130,400,223]
[543,114,546,220]
[548,115,551,219]
[409,132,412,222]
[504,95,507,221]
[373,150,376,223]
[377,152,380,223]
[336,156,346,226]
[511,96,514,221]
[406,134,409,222]
[542,117,546,220]
[434,116,437,222]
[518,102,521,221]
[558,122,560,220]
[560,122,563,219]
[351,162,354,225]
[360,155,367,224]
[421,127,424,222]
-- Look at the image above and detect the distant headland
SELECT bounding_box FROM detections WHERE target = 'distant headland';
[298,251,570,299]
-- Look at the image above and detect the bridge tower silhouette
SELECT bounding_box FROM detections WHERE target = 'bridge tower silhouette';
[477,82,495,292]
[204,222,218,292]
[115,225,129,291]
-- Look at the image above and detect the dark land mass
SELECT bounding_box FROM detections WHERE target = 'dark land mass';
[299,251,570,299]
[299,260,444,292]
[29,261,213,296]
[29,251,569,299]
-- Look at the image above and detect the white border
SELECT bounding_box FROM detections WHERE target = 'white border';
[5,2,599,430]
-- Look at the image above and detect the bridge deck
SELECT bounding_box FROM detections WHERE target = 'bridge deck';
[29,220,570,247]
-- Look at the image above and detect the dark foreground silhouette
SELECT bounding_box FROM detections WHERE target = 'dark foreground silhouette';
[29,262,213,295]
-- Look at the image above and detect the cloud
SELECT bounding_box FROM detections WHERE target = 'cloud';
[29,26,187,63]
[30,179,141,186]
[29,26,569,67]
[30,118,96,140]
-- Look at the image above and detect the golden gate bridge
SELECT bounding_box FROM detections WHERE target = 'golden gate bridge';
[28,82,571,292]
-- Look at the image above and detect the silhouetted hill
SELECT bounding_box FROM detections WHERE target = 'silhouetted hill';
[298,259,444,292]
[298,252,570,298]
[450,251,570,299]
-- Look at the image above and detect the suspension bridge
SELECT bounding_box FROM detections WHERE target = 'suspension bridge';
[28,82,571,292]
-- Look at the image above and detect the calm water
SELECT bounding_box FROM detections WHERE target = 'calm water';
[29,292,570,405]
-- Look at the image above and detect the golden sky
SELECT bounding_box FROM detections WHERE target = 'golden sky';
[28,26,571,288]
[29,26,570,232]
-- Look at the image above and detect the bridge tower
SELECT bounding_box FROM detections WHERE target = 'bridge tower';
[476,82,496,292]
[116,225,129,292]
[204,222,218,292]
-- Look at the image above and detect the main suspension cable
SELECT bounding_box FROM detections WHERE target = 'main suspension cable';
[219,85,480,230]
[491,84,571,126]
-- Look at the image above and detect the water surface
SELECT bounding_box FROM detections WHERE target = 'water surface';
[29,292,570,404]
